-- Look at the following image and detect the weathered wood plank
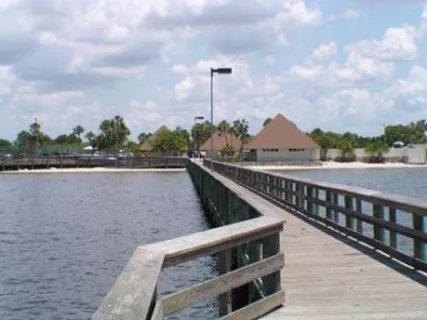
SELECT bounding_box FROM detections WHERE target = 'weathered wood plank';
[219,290,284,320]
[161,253,284,315]
[149,216,283,267]
[92,247,164,320]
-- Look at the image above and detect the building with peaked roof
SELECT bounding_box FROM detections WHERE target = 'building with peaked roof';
[244,113,320,162]
[139,125,169,152]
[199,130,241,157]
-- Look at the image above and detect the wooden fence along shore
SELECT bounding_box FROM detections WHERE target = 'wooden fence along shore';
[93,159,427,319]
[0,156,188,171]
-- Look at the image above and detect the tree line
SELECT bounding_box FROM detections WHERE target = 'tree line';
[0,115,425,158]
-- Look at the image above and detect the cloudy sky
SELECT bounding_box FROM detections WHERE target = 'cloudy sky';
[0,0,426,141]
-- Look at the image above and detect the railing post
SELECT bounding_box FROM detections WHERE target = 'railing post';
[356,199,363,234]
[389,207,397,249]
[218,249,233,316]
[373,203,385,243]
[413,214,426,262]
[345,196,355,230]
[326,190,333,220]
[307,186,314,214]
[262,232,281,296]
[333,193,339,224]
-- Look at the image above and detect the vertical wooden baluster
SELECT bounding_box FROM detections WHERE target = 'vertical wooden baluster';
[373,203,385,244]
[413,213,426,262]
[389,207,397,250]
[345,196,355,231]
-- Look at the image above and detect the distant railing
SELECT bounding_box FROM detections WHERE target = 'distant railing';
[205,159,427,272]
[0,156,188,170]
[92,161,284,319]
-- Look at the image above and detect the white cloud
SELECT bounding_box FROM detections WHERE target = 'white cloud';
[345,25,418,61]
[341,9,359,20]
[0,0,427,139]
[263,55,276,65]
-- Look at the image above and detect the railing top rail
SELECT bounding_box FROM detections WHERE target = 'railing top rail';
[148,215,283,267]
[207,160,427,217]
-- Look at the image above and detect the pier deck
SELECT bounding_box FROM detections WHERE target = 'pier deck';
[262,206,427,320]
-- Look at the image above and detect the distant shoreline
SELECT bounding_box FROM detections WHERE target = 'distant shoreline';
[246,161,427,171]
[0,167,187,174]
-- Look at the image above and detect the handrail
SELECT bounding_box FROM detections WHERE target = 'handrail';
[92,161,285,319]
[205,159,427,272]
[92,216,283,319]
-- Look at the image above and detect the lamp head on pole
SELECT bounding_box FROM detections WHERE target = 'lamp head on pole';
[211,67,232,75]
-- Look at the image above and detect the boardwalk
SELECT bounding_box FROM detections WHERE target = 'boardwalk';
[262,208,427,320]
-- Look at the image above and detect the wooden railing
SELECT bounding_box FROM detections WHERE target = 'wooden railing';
[92,161,285,319]
[205,159,427,272]
[0,156,188,170]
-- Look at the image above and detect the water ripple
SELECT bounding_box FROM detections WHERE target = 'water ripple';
[0,172,217,319]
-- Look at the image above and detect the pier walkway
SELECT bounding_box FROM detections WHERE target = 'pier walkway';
[262,204,427,319]
[93,159,427,320]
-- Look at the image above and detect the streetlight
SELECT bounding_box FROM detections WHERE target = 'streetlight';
[194,116,204,160]
[210,67,232,169]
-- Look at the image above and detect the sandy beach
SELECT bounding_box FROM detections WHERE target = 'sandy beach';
[246,161,427,171]
[0,167,186,174]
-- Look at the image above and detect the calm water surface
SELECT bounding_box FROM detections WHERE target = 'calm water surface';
[0,172,217,320]
[279,167,427,200]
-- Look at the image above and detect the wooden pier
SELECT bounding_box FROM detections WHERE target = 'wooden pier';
[92,159,427,319]
[0,155,188,171]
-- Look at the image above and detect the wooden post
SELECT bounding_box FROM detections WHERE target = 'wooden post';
[333,193,339,224]
[356,199,363,234]
[218,249,233,316]
[389,207,397,249]
[326,190,333,220]
[413,213,426,262]
[345,196,355,230]
[314,188,320,215]
[262,233,281,296]
[307,186,314,214]
[373,203,385,243]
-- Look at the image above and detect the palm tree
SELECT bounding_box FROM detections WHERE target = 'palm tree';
[232,119,250,160]
[72,125,85,139]
[365,141,389,163]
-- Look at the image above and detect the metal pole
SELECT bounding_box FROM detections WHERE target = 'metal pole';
[210,68,214,170]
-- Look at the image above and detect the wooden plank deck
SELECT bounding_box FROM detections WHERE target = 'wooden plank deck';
[261,210,427,320]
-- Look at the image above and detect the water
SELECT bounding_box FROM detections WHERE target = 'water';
[278,167,427,200]
[0,172,217,320]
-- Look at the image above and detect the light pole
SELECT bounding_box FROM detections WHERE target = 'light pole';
[210,67,232,170]
[194,116,204,160]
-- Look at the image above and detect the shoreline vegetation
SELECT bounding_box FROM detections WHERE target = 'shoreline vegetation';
[1,161,426,174]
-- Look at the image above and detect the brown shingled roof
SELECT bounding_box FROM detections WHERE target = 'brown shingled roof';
[245,114,319,149]
[139,125,169,151]
[199,131,241,151]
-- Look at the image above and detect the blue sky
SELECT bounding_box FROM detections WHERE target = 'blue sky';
[1,0,427,141]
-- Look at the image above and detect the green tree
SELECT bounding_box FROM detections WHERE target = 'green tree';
[263,117,272,127]
[232,119,250,160]
[72,125,85,139]
[0,139,12,148]
[85,131,96,146]
[150,130,187,155]
[220,144,237,161]
[191,120,214,150]
[138,132,152,144]
[94,116,131,154]
[364,141,389,163]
